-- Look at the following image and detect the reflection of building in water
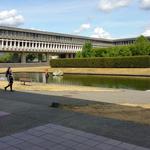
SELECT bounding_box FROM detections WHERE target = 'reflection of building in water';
[42,73,46,83]
[52,76,63,83]
[32,73,42,83]
[0,74,6,81]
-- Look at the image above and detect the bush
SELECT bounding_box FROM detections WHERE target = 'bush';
[75,51,82,58]
[93,48,108,57]
[81,42,95,57]
[0,53,12,63]
[132,36,150,55]
[0,53,21,63]
[118,46,132,56]
[93,45,133,57]
[50,56,150,68]
[80,36,150,58]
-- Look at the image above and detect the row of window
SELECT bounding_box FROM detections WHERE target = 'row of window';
[0,30,113,45]
[0,40,82,50]
[0,30,88,44]
[115,40,135,45]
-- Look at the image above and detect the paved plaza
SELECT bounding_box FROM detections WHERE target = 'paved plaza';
[0,123,149,150]
[0,89,150,149]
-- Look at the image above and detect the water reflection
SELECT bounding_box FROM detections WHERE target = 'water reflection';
[0,72,150,91]
[52,76,63,83]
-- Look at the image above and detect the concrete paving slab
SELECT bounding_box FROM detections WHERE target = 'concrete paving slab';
[0,123,149,150]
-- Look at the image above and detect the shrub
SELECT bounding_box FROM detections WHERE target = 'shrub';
[80,36,150,58]
[50,56,150,68]
[0,53,21,63]
[133,36,150,55]
[81,42,95,57]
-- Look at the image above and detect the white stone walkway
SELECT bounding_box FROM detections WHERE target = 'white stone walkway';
[0,123,149,150]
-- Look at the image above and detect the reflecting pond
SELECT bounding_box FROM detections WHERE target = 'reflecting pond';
[2,73,149,91]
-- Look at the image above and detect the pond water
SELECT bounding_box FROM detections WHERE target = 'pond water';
[0,72,149,91]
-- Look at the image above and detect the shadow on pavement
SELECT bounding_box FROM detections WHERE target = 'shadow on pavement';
[0,89,150,148]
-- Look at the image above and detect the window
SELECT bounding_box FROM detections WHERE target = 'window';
[12,41,15,46]
[20,42,22,47]
[3,41,6,46]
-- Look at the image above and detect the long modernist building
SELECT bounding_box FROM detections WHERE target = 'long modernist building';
[0,26,149,63]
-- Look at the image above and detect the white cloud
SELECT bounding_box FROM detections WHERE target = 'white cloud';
[74,23,91,33]
[0,9,24,27]
[140,0,150,9]
[91,27,112,39]
[98,0,131,12]
[142,28,150,36]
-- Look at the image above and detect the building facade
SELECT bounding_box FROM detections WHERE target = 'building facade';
[0,26,113,63]
[0,26,149,63]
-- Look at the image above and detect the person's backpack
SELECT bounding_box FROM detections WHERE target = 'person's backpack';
[5,71,9,77]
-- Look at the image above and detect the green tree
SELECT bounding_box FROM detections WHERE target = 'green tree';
[82,42,94,57]
[0,53,21,63]
[0,53,11,63]
[26,53,36,62]
[93,48,105,57]
[133,36,150,55]
[106,47,119,57]
[11,53,21,62]
[118,46,132,56]
[75,51,82,58]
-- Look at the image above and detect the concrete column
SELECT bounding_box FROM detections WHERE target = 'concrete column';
[14,40,16,48]
[31,42,33,50]
[36,42,38,49]
[42,42,44,49]
[21,53,26,63]
[71,53,74,58]
[25,41,27,51]
[6,40,8,47]
[2,39,4,48]
[29,42,31,51]
[10,40,12,47]
[59,44,62,50]
[46,53,52,63]
[45,43,47,49]
[56,43,58,49]
[66,53,69,58]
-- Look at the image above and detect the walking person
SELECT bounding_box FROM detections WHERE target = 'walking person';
[5,67,14,92]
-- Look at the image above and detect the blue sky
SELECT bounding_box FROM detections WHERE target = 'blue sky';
[0,0,150,39]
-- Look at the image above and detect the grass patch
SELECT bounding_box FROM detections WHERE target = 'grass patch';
[60,102,150,125]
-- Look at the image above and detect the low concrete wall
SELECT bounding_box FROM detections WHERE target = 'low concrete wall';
[0,63,49,68]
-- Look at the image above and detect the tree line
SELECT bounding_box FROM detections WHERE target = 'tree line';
[76,36,150,58]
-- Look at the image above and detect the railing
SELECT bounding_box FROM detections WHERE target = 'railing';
[0,45,81,53]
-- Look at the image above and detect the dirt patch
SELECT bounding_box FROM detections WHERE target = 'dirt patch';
[0,81,117,92]
[60,102,150,125]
